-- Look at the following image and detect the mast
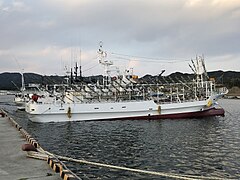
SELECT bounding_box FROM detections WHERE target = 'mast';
[79,49,82,80]
[97,41,113,86]
[21,71,25,92]
[70,68,73,84]
[14,57,25,92]
[74,62,78,80]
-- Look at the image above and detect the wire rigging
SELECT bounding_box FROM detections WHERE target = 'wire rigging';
[82,63,99,72]
[111,52,190,63]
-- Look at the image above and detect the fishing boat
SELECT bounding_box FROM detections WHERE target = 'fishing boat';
[25,45,227,123]
[13,69,47,105]
[14,83,47,105]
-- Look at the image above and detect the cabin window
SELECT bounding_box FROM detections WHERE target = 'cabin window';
[149,108,153,110]
[122,106,126,108]
[94,107,99,109]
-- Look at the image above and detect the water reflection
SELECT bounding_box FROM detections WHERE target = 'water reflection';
[1,96,239,179]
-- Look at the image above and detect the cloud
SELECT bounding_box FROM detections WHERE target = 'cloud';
[0,0,239,76]
[0,0,30,13]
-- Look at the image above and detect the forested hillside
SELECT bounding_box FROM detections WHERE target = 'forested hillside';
[0,71,239,90]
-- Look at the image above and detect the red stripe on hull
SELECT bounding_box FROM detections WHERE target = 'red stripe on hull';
[149,107,225,120]
[93,107,225,121]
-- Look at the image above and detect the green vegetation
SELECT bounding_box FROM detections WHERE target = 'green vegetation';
[0,71,239,90]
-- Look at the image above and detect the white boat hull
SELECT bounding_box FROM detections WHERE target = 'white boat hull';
[14,97,26,105]
[25,99,223,123]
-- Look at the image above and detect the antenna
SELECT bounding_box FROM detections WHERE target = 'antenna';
[201,55,209,79]
[188,63,196,74]
[97,41,113,86]
[79,49,82,79]
[70,68,73,84]
[99,41,103,48]
[191,59,197,73]
[74,62,78,80]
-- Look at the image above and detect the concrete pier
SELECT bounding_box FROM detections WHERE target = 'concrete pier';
[0,115,61,180]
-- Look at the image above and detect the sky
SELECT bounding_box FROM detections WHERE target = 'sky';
[0,0,239,77]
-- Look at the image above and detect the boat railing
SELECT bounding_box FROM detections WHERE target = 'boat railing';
[32,80,217,105]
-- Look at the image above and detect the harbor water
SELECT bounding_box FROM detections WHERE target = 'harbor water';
[0,95,239,179]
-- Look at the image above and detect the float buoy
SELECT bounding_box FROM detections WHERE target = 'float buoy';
[158,105,161,114]
[207,100,212,107]
[67,107,72,119]
[22,143,37,152]
[0,112,5,117]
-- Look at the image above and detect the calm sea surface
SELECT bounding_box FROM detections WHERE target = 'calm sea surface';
[0,95,239,179]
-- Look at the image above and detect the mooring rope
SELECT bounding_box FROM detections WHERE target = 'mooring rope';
[32,147,226,180]
[27,151,48,161]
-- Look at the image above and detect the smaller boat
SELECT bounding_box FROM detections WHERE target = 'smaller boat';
[14,84,47,105]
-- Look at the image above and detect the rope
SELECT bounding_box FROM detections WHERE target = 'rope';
[27,151,48,161]
[32,148,226,180]
[35,147,81,179]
